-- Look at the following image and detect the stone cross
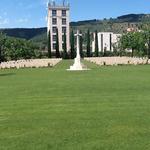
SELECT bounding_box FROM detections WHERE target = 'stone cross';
[74,30,82,59]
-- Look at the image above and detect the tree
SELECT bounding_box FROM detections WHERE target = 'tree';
[143,24,150,59]
[129,33,138,57]
[120,32,136,57]
[63,32,67,59]
[56,28,60,58]
[0,33,3,63]
[47,30,51,58]
[144,31,150,59]
[70,30,75,59]
[87,29,91,57]
[148,32,150,59]
[0,33,39,61]
[2,37,37,61]
[79,32,84,58]
[95,30,99,57]
[0,32,6,63]
[120,32,147,57]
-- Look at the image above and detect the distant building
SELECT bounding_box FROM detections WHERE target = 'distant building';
[126,23,141,32]
[47,1,70,52]
[92,32,121,52]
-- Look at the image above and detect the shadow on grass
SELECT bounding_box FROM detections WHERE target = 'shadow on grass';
[0,73,15,77]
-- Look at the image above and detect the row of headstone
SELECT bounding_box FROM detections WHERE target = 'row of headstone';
[0,59,62,69]
[85,57,149,66]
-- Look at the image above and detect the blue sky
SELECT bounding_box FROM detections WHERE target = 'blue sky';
[0,0,149,28]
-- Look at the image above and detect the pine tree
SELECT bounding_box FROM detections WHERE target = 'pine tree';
[63,32,67,59]
[79,31,84,58]
[87,29,91,57]
[95,30,99,57]
[56,28,60,58]
[47,30,51,58]
[70,30,75,59]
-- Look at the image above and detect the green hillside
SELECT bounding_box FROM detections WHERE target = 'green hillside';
[0,27,46,40]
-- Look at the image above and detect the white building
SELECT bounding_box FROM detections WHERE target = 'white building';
[92,32,121,52]
[47,1,70,52]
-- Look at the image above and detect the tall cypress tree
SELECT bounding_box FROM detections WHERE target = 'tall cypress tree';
[79,31,83,58]
[0,42,2,63]
[47,30,51,58]
[87,29,91,57]
[95,30,99,57]
[63,32,67,59]
[0,34,2,63]
[70,30,75,59]
[56,28,60,58]
[148,32,150,59]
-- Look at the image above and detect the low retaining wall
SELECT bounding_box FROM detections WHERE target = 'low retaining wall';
[0,58,62,69]
[84,57,149,66]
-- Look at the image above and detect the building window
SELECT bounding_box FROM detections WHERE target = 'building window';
[62,18,66,25]
[52,27,57,33]
[53,43,56,49]
[62,27,66,33]
[62,10,66,16]
[53,35,57,42]
[52,18,57,25]
[52,10,57,16]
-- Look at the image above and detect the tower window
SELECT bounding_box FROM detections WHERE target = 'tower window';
[62,10,66,16]
[62,27,66,33]
[62,18,66,25]
[52,18,57,25]
[53,35,57,41]
[52,27,57,33]
[52,10,57,16]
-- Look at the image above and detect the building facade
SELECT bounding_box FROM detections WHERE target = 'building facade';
[92,32,121,52]
[47,1,70,52]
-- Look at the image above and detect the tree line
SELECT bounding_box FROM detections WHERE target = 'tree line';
[0,33,39,63]
[0,24,150,63]
[47,26,150,59]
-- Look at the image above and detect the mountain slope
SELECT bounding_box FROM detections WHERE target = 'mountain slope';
[0,27,46,40]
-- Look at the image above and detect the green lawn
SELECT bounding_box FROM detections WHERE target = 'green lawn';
[0,60,150,150]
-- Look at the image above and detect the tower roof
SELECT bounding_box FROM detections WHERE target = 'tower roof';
[48,0,70,9]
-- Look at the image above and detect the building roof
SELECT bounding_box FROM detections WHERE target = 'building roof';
[48,2,70,10]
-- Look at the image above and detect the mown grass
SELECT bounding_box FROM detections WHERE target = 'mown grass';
[0,60,150,150]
